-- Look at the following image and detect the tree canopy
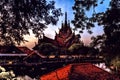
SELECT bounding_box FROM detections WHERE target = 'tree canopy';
[68,43,98,55]
[72,0,98,34]
[72,0,120,66]
[0,0,62,45]
[72,0,120,55]
[37,43,58,56]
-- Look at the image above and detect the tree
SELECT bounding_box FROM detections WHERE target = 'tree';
[72,0,99,34]
[68,43,98,55]
[90,34,106,52]
[0,0,62,45]
[37,43,58,57]
[96,2,120,56]
[73,0,120,53]
[72,0,120,56]
[89,0,120,60]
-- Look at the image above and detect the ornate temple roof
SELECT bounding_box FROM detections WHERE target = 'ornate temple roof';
[34,12,80,49]
[54,12,80,48]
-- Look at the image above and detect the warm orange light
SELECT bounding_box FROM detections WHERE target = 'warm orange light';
[8,61,12,65]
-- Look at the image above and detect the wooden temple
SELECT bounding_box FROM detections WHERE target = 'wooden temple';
[34,12,81,49]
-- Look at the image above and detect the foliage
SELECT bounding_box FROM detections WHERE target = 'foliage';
[0,66,36,80]
[72,0,99,34]
[37,43,58,56]
[110,57,120,69]
[90,34,106,51]
[68,43,98,55]
[0,66,15,79]
[96,7,120,66]
[0,0,62,45]
[95,9,120,56]
[68,43,84,54]
[73,0,120,58]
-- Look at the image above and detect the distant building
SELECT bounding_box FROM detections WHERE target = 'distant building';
[33,12,81,50]
[40,63,119,80]
[0,45,27,57]
[0,46,27,65]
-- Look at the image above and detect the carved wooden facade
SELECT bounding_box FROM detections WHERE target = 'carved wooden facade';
[36,12,80,49]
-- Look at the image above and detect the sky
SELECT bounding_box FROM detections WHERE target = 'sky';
[22,0,110,49]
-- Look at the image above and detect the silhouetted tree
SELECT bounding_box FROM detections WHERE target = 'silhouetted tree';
[37,43,58,57]
[72,0,99,34]
[90,0,120,62]
[90,34,106,52]
[0,0,62,45]
[96,2,120,56]
[68,43,98,55]
[68,43,85,54]
[72,0,120,70]
[73,0,120,58]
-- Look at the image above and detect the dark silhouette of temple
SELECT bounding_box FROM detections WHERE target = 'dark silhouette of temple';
[34,12,81,49]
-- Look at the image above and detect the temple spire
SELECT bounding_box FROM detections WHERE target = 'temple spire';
[65,12,67,26]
